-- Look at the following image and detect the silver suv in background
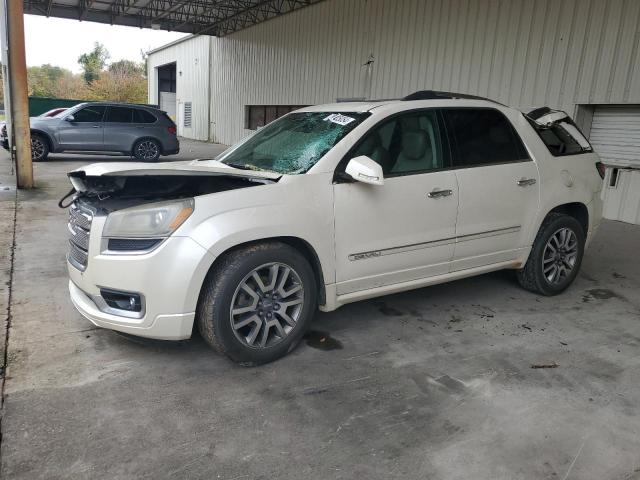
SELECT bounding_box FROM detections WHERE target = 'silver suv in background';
[27,102,179,162]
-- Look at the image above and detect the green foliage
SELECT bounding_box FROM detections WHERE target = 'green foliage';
[78,42,110,84]
[87,69,147,104]
[27,64,88,98]
[22,42,147,104]
[108,59,145,77]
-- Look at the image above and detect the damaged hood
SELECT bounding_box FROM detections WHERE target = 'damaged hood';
[71,159,282,183]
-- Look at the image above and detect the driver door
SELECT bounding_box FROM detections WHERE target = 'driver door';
[333,109,459,295]
[58,105,106,150]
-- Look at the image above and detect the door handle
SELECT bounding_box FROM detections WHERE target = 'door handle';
[428,189,453,198]
[92,125,101,128]
[517,178,537,187]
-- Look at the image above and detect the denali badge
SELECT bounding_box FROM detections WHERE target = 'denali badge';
[349,251,382,261]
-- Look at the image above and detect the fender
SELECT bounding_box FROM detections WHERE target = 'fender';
[30,129,58,152]
[187,203,333,288]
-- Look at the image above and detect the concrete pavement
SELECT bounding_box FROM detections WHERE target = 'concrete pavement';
[1,141,639,480]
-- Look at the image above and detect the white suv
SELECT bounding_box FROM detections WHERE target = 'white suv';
[65,91,604,365]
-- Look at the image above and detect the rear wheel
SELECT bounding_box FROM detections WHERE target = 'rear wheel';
[133,138,161,162]
[517,213,585,295]
[196,242,317,365]
[31,133,49,162]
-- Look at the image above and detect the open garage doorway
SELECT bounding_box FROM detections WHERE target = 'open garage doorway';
[157,62,176,122]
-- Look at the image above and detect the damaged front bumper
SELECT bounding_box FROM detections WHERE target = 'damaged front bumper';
[67,225,215,340]
[69,281,195,340]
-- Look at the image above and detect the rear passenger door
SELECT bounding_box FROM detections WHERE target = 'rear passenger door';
[443,108,540,270]
[103,106,135,152]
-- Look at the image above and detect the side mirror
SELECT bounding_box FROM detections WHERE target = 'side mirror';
[65,115,75,122]
[345,155,384,186]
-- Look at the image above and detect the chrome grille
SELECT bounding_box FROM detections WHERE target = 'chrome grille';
[68,203,93,271]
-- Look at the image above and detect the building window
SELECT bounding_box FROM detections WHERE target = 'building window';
[183,102,192,128]
[246,105,307,130]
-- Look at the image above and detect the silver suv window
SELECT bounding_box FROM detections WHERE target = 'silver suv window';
[73,106,106,122]
[105,107,133,123]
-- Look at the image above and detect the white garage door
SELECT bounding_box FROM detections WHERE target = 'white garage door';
[159,91,177,121]
[591,106,640,224]
[590,106,640,167]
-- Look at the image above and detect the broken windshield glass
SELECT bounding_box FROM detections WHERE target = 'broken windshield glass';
[218,112,370,174]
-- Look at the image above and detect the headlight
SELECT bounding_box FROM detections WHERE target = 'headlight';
[103,198,194,238]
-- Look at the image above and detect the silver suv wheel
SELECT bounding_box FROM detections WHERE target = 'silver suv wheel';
[134,140,159,160]
[230,262,304,349]
[542,227,578,285]
[31,136,46,160]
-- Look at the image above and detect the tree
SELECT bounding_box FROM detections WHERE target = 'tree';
[78,42,110,83]
[87,68,147,104]
[108,59,145,77]
[27,64,68,97]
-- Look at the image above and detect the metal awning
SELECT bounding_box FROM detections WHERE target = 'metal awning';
[23,0,323,35]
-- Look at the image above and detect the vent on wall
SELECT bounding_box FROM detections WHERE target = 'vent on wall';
[183,102,192,128]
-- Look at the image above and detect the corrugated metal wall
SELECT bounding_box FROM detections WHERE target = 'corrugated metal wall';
[147,35,210,140]
[208,0,640,145]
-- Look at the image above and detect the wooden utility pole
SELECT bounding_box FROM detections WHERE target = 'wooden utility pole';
[5,0,33,188]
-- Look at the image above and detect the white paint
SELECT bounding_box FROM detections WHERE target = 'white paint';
[68,97,604,340]
[147,35,210,141]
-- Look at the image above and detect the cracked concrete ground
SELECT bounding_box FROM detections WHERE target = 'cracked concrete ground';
[1,143,639,480]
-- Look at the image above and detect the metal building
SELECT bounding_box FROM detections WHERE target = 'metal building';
[148,0,640,221]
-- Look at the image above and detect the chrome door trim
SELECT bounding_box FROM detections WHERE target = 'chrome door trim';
[348,225,521,261]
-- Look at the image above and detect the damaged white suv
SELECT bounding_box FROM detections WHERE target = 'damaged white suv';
[66,91,604,364]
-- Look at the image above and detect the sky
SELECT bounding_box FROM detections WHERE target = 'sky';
[24,15,188,73]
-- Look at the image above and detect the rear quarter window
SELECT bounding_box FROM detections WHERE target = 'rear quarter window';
[528,119,592,156]
[134,109,158,124]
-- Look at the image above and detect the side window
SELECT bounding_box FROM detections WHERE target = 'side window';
[532,121,588,156]
[133,109,157,124]
[105,107,133,123]
[72,106,106,123]
[350,110,445,175]
[444,109,529,167]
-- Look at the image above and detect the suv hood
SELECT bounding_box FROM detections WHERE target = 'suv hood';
[65,159,281,210]
[71,159,280,185]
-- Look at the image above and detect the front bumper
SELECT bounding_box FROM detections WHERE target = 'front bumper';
[68,230,214,340]
[70,281,195,339]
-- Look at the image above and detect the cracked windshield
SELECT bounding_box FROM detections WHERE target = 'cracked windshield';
[218,112,370,174]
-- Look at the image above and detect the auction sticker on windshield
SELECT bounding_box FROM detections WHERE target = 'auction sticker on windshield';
[324,113,356,126]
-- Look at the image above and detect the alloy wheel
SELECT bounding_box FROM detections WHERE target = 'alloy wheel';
[31,138,45,160]
[230,262,304,349]
[135,140,159,160]
[542,227,578,285]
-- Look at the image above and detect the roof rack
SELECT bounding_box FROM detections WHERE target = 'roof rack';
[402,90,497,102]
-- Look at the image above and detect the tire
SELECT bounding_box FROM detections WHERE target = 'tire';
[31,133,49,162]
[132,138,161,162]
[196,242,317,366]
[517,213,585,296]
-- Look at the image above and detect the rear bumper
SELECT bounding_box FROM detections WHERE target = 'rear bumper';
[163,138,180,156]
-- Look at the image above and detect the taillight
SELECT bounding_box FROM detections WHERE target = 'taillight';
[595,162,606,179]
[168,126,177,135]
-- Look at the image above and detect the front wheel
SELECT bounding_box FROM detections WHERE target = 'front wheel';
[31,133,49,162]
[133,138,161,162]
[517,213,585,295]
[196,242,317,365]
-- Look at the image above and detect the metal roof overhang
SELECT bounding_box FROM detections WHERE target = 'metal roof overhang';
[23,0,324,35]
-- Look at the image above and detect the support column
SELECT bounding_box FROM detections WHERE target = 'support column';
[5,0,33,189]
